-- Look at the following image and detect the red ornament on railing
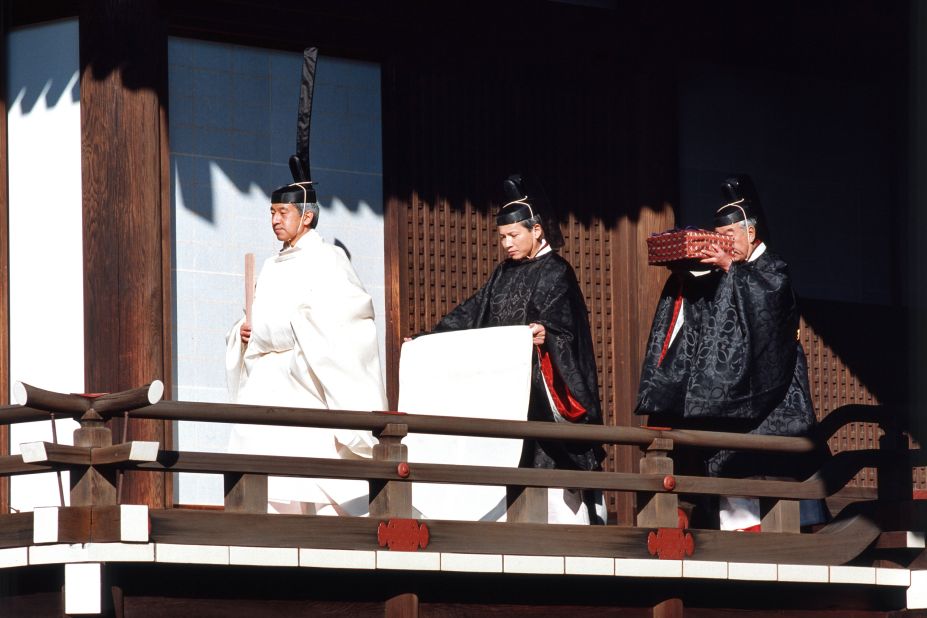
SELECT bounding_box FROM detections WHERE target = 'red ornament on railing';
[647,528,695,560]
[377,519,430,552]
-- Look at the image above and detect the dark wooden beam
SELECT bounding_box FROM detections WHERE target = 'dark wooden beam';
[0,0,11,516]
[146,505,886,565]
[0,455,53,477]
[126,449,835,499]
[0,511,32,549]
[79,0,171,508]
[130,400,822,454]
[9,0,78,28]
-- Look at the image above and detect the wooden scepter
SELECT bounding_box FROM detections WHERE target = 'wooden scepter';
[245,253,255,330]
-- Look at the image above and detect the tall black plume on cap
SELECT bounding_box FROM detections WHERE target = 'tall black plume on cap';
[721,174,761,208]
[500,174,565,250]
[289,47,318,185]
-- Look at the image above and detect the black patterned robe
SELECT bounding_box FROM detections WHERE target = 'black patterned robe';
[635,249,821,480]
[434,251,604,472]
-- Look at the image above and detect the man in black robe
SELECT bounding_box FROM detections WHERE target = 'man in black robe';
[636,175,825,529]
[432,175,605,523]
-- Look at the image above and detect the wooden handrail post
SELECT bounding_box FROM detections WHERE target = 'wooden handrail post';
[636,437,678,528]
[760,497,800,533]
[71,408,117,507]
[877,417,912,502]
[506,485,548,523]
[224,473,268,513]
[369,423,412,518]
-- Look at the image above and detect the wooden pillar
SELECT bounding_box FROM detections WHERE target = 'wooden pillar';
[0,0,10,515]
[79,0,171,508]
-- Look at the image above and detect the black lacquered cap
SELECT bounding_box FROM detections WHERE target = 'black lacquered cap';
[496,174,565,249]
[271,181,317,205]
[495,201,536,226]
[714,174,767,237]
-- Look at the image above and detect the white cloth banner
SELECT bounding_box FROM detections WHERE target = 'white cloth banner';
[399,326,533,521]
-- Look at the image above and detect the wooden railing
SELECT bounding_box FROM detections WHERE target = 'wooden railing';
[0,382,923,567]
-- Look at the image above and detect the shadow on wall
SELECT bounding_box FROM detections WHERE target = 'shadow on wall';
[167,38,383,225]
[800,299,908,409]
[8,22,80,114]
[170,149,384,229]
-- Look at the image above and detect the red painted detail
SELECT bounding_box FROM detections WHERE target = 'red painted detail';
[642,426,672,431]
[397,462,410,478]
[74,393,108,398]
[914,490,927,500]
[382,410,408,415]
[663,475,676,491]
[419,523,430,549]
[657,280,684,367]
[677,508,689,529]
[737,524,762,533]
[647,528,695,560]
[377,519,429,552]
[536,346,586,421]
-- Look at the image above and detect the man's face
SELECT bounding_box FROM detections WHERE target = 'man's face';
[714,222,756,263]
[498,222,541,260]
[270,203,310,242]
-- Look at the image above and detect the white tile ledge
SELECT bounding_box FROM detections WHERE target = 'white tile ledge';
[4,542,917,590]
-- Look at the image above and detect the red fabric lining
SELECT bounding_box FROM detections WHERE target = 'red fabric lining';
[657,280,685,367]
[537,346,587,422]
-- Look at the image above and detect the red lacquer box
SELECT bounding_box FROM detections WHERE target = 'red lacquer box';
[646,229,734,266]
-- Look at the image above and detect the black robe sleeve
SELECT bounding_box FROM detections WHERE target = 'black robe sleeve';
[636,251,822,480]
[432,268,496,333]
[530,257,602,426]
[636,252,799,421]
[431,254,604,471]
[685,253,798,419]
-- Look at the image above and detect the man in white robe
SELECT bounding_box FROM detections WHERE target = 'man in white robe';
[226,181,386,515]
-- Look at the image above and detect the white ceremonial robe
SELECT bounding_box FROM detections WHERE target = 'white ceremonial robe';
[225,229,386,516]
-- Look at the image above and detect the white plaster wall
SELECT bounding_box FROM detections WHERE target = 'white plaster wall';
[169,39,384,504]
[6,19,83,511]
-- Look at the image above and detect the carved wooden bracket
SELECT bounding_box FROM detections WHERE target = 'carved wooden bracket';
[377,519,430,552]
[647,528,695,560]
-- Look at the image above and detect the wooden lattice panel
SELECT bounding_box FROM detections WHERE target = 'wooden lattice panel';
[800,312,924,492]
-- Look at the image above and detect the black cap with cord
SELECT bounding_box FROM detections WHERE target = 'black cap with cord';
[714,174,769,242]
[497,174,565,250]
